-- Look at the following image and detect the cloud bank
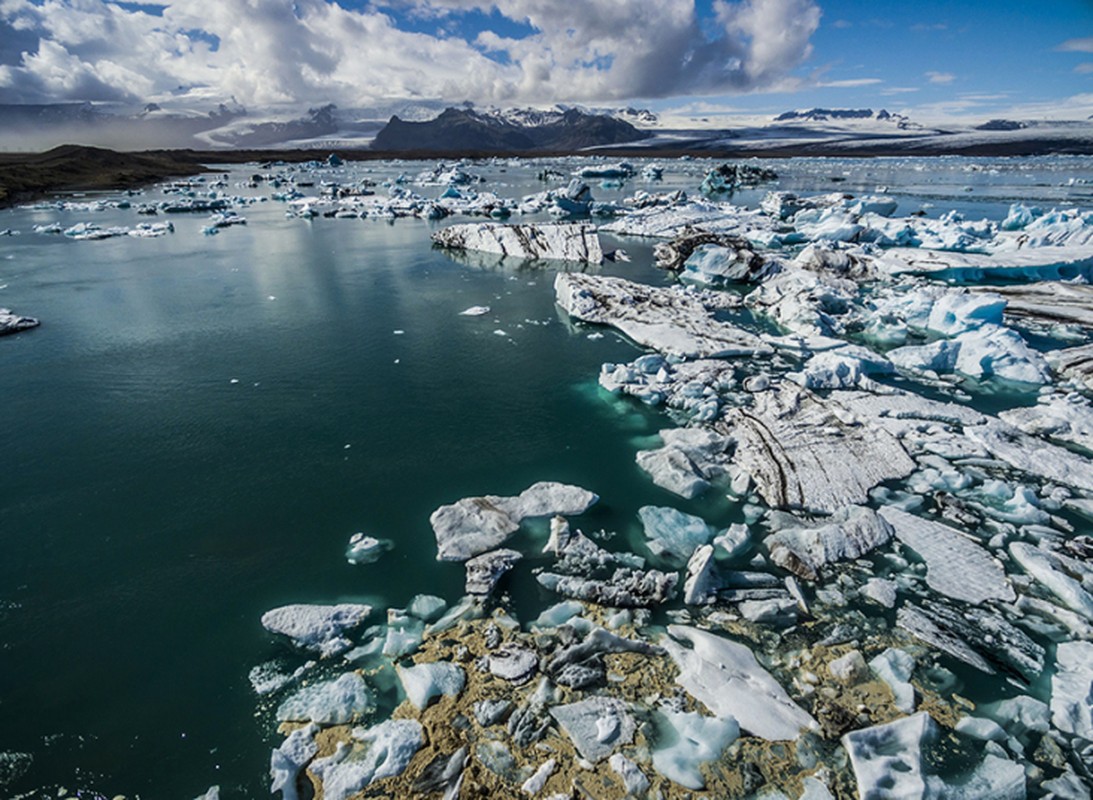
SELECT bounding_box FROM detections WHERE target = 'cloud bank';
[0,0,821,109]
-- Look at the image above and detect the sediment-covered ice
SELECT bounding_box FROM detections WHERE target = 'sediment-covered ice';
[309,720,423,800]
[718,383,915,513]
[767,506,894,581]
[270,723,318,800]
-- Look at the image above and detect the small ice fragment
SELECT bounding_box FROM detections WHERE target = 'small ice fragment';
[268,295,276,301]
[230,378,239,384]
[393,330,405,335]
[460,306,491,316]
[346,533,393,565]
[493,329,508,336]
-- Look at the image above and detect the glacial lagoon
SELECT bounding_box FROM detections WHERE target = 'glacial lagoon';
[1,155,1093,798]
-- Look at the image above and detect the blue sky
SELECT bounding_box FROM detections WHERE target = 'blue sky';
[0,0,1089,123]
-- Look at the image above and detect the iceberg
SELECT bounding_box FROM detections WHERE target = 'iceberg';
[432,222,603,263]
[767,506,894,581]
[555,272,773,359]
[261,603,373,657]
[0,308,40,336]
[638,505,719,562]
[431,481,598,561]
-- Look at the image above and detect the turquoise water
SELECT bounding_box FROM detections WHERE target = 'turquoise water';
[0,155,1091,797]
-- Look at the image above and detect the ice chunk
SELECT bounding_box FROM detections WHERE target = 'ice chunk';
[869,648,916,713]
[459,305,491,316]
[1052,641,1093,741]
[609,753,650,797]
[925,753,1026,800]
[396,662,465,710]
[842,712,934,800]
[261,604,373,658]
[683,544,720,605]
[270,723,318,800]
[464,548,522,597]
[879,507,1014,604]
[549,697,635,763]
[345,533,393,565]
[861,578,898,608]
[520,758,556,795]
[1010,542,1093,620]
[681,243,774,285]
[407,594,447,622]
[432,222,603,264]
[638,505,719,562]
[767,506,894,581]
[663,625,818,740]
[431,481,598,561]
[1000,392,1093,453]
[0,308,40,337]
[276,672,374,725]
[651,709,739,790]
[965,421,1093,492]
[555,272,773,359]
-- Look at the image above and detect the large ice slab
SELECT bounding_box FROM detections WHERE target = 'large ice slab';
[1051,641,1093,742]
[276,672,374,725]
[874,245,1093,282]
[878,507,1014,604]
[966,421,1093,493]
[261,604,373,658]
[555,272,773,359]
[663,625,818,740]
[1049,343,1093,392]
[719,384,915,513]
[1010,542,1093,620]
[432,222,603,264]
[1000,392,1093,452]
[396,662,465,710]
[767,506,894,581]
[638,505,719,562]
[431,481,598,561]
[977,281,1093,330]
[842,713,934,800]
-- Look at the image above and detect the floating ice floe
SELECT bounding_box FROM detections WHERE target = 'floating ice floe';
[261,603,373,657]
[345,533,393,565]
[878,506,1014,604]
[276,672,374,725]
[431,481,598,561]
[0,308,39,336]
[651,709,739,790]
[432,222,603,263]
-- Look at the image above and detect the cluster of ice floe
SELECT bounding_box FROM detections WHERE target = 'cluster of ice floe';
[23,158,1069,798]
[234,176,1093,799]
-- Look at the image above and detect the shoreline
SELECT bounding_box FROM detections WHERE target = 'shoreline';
[2,139,1092,210]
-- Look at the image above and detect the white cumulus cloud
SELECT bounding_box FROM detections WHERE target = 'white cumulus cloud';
[0,0,822,109]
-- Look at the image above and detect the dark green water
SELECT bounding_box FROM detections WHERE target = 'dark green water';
[1,155,1090,797]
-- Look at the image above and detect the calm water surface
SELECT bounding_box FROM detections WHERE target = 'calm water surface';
[0,155,1090,797]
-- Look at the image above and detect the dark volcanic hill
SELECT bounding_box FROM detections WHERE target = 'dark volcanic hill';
[371,107,652,153]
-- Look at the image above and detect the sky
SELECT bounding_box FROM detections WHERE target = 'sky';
[0,0,1090,125]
